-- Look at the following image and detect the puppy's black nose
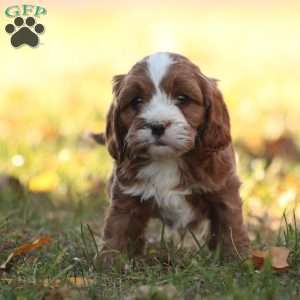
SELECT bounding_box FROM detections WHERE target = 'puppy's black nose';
[151,124,165,137]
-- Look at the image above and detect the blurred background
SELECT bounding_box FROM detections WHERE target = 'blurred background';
[1,0,300,239]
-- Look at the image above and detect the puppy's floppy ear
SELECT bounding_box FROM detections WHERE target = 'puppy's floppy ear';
[105,74,127,161]
[199,76,231,152]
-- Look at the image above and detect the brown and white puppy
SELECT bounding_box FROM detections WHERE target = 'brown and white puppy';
[101,52,249,259]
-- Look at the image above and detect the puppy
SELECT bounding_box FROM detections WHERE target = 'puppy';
[99,52,249,259]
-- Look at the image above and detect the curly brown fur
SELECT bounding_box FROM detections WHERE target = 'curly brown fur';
[100,52,249,259]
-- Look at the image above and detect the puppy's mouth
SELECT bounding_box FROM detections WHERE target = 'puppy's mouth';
[152,138,181,153]
[154,140,167,146]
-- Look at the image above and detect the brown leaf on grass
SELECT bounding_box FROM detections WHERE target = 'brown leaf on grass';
[251,247,290,271]
[270,247,290,270]
[251,249,268,269]
[0,235,52,271]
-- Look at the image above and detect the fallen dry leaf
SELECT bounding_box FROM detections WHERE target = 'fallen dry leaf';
[251,249,268,269]
[270,246,290,270]
[251,246,290,271]
[0,235,52,271]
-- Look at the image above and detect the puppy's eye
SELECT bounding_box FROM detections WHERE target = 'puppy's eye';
[176,95,190,105]
[131,97,143,111]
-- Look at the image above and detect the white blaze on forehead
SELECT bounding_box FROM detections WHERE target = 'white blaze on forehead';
[146,52,173,89]
[141,52,189,138]
[142,53,185,125]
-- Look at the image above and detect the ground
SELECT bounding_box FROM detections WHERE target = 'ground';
[0,144,300,299]
[1,2,300,299]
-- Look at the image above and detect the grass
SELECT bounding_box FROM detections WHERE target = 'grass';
[0,160,300,300]
[1,2,300,299]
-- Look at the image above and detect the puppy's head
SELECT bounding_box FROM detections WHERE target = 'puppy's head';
[106,52,231,162]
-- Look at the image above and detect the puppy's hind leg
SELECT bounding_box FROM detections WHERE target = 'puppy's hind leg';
[208,186,249,260]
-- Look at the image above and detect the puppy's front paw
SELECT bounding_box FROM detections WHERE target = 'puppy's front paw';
[94,249,127,272]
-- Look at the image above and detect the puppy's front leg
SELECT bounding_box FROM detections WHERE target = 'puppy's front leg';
[102,196,151,257]
[208,183,249,259]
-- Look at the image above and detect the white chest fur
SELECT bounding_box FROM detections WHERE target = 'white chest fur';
[121,160,195,229]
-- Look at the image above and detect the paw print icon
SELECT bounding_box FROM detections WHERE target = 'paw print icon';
[5,17,45,48]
